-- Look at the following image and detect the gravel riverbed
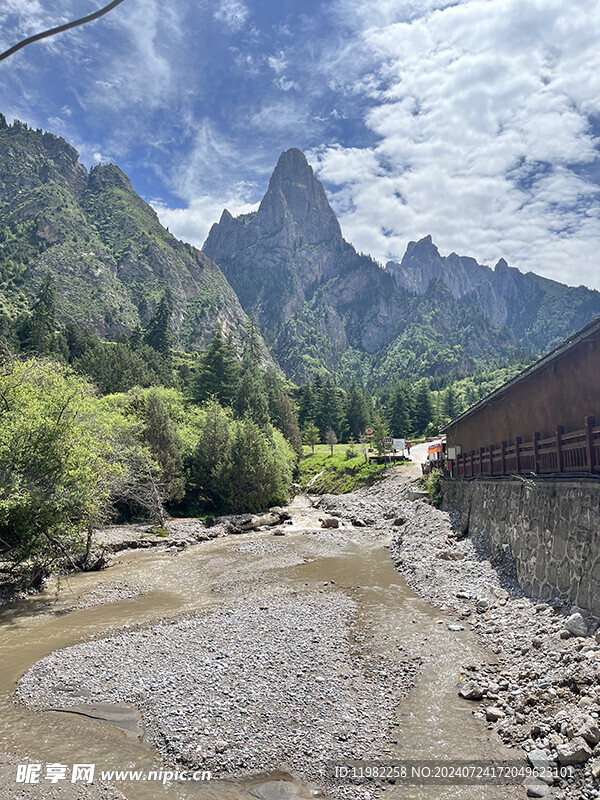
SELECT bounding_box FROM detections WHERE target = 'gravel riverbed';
[17,589,407,797]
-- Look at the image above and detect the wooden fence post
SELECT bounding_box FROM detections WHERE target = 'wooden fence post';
[489,444,494,476]
[533,431,540,473]
[470,450,474,477]
[556,425,564,472]
[479,446,484,475]
[585,416,596,473]
[501,441,507,475]
[515,436,521,473]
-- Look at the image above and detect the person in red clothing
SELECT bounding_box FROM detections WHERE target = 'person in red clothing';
[406,440,412,455]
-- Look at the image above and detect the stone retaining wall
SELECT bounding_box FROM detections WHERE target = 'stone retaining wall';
[442,478,600,615]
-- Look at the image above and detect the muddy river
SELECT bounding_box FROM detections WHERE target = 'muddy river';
[0,496,519,799]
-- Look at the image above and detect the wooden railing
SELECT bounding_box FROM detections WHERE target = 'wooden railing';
[452,416,600,477]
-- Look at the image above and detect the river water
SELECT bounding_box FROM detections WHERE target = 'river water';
[0,496,519,799]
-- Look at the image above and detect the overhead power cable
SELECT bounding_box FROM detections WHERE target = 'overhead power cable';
[0,0,127,63]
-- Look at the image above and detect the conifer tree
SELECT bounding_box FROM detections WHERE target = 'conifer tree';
[192,326,240,406]
[297,382,316,429]
[413,378,435,435]
[442,384,459,420]
[189,398,232,509]
[19,273,57,354]
[371,412,390,457]
[265,369,302,454]
[303,422,320,454]
[314,376,344,440]
[235,320,269,426]
[143,295,172,356]
[388,382,413,436]
[345,381,369,440]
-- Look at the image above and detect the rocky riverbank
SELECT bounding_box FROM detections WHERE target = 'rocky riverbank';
[0,510,293,607]
[317,469,600,799]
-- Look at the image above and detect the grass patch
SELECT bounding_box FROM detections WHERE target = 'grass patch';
[299,446,387,494]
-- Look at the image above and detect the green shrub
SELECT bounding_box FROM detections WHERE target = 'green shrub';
[420,468,444,508]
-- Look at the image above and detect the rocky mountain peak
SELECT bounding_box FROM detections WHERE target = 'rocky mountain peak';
[401,234,441,265]
[257,148,341,244]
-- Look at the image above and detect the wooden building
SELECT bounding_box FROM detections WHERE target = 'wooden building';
[442,317,600,477]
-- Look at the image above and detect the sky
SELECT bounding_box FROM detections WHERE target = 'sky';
[1,0,600,289]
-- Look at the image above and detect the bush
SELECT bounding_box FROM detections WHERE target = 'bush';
[420,468,444,508]
[0,359,132,571]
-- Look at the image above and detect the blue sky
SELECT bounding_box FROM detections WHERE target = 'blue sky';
[1,0,600,289]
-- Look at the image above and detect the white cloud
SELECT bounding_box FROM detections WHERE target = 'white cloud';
[213,0,249,32]
[268,51,287,74]
[313,0,600,290]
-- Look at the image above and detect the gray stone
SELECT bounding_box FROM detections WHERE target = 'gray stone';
[485,706,504,722]
[577,718,600,745]
[525,780,549,798]
[214,739,229,753]
[565,613,588,638]
[556,737,592,765]
[527,750,554,785]
[250,781,303,800]
[458,681,483,700]
[320,517,339,529]
[437,550,465,561]
[447,624,464,632]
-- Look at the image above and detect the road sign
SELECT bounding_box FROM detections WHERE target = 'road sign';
[393,438,405,450]
[383,437,394,445]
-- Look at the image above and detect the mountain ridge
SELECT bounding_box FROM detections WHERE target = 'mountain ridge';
[386,234,600,350]
[0,115,264,357]
[204,147,600,384]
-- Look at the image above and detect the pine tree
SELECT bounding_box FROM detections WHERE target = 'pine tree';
[235,364,269,426]
[192,326,240,406]
[297,382,316,429]
[303,422,320,454]
[314,376,344,440]
[235,321,269,426]
[265,369,303,455]
[345,381,369,440]
[143,295,172,356]
[189,398,232,509]
[388,382,413,436]
[19,273,57,354]
[371,412,390,457]
[413,378,435,436]
[442,384,459,420]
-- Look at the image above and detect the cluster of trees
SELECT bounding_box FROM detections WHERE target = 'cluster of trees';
[295,375,441,446]
[0,276,301,582]
[0,361,297,581]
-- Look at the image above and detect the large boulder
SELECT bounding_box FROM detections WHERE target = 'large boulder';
[564,613,588,637]
[556,737,592,765]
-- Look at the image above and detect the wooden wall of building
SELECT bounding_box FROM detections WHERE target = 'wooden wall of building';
[446,324,600,453]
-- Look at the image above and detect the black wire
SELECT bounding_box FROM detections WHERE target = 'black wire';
[0,0,127,63]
